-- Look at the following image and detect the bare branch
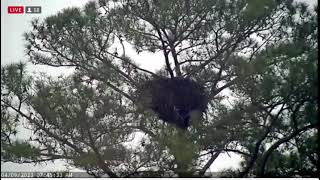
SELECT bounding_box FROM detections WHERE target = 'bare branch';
[200,148,250,158]
[103,51,160,78]
[198,151,221,176]
[156,28,174,78]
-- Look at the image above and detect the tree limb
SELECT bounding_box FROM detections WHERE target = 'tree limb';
[156,28,174,78]
[198,151,221,176]
[257,124,316,177]
[239,102,287,177]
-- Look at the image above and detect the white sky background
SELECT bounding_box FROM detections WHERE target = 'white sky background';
[1,0,317,175]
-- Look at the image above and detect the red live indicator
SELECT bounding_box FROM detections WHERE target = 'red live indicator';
[7,6,24,14]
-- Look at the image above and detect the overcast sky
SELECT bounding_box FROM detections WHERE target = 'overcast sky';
[1,0,317,175]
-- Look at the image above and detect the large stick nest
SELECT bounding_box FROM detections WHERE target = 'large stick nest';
[136,77,208,129]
